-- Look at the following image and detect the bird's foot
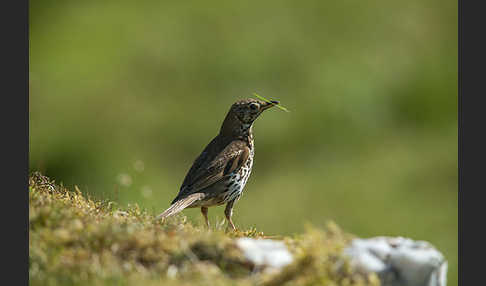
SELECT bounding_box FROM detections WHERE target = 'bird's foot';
[227,221,237,232]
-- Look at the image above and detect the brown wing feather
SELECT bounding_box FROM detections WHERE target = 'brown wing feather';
[172,139,250,203]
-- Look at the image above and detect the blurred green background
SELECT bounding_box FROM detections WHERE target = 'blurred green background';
[29,0,457,284]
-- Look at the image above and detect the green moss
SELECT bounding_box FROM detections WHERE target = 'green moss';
[29,172,378,286]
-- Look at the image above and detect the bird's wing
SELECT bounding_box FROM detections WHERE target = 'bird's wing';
[172,140,250,203]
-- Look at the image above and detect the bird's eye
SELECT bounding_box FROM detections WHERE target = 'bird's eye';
[249,103,259,110]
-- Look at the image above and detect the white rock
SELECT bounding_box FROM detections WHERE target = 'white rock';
[166,264,178,279]
[235,238,293,271]
[344,237,447,286]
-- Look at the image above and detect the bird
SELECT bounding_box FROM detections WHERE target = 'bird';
[157,98,279,230]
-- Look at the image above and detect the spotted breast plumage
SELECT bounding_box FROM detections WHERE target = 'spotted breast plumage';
[157,98,278,230]
[220,142,254,204]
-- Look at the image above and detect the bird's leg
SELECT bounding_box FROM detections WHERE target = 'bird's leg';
[201,207,210,228]
[224,200,237,231]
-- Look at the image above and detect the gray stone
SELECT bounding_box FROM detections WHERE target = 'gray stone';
[235,238,293,272]
[344,237,447,286]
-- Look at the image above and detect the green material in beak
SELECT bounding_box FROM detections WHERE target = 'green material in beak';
[253,93,290,112]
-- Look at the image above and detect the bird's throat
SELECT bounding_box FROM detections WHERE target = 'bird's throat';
[220,113,254,139]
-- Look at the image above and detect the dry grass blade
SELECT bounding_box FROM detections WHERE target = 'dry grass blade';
[253,93,290,112]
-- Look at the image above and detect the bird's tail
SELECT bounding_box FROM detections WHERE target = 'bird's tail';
[156,193,205,220]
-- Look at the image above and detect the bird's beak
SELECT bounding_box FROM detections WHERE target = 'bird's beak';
[261,100,280,111]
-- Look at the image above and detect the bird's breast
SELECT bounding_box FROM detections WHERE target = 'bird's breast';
[188,141,255,207]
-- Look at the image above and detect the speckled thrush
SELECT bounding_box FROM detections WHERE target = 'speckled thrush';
[157,98,279,230]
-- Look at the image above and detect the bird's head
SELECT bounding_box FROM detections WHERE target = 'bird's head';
[220,98,279,136]
[231,98,279,124]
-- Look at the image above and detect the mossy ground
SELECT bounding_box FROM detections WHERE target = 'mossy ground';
[29,172,379,286]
